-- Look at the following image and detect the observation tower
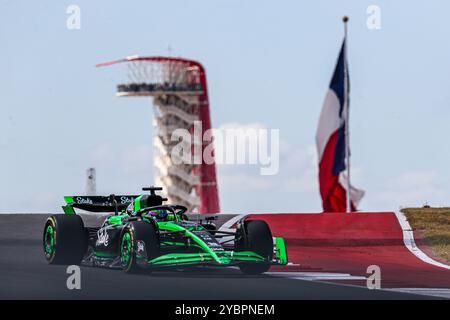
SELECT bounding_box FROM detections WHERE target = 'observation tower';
[97,56,220,213]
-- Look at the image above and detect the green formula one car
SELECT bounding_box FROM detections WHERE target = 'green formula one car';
[43,187,288,274]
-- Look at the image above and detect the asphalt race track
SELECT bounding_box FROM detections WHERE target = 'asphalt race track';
[0,214,428,300]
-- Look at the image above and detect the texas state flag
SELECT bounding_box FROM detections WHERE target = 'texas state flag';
[316,40,364,212]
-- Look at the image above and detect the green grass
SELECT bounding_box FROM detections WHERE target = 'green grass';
[401,207,450,263]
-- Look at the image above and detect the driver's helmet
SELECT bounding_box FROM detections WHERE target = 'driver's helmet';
[148,209,168,221]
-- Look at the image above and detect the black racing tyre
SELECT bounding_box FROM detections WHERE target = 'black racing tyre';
[120,221,160,273]
[43,214,88,265]
[235,220,273,275]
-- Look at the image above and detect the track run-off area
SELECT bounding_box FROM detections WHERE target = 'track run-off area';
[0,213,449,299]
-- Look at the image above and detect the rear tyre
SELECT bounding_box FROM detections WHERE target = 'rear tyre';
[235,220,273,275]
[43,214,88,265]
[120,221,159,273]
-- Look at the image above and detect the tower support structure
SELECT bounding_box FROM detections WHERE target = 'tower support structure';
[97,56,220,213]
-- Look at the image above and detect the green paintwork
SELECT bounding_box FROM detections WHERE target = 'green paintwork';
[157,222,228,264]
[149,253,215,265]
[161,241,188,246]
[62,197,76,215]
[134,195,143,213]
[62,205,76,215]
[147,251,266,266]
[120,232,132,264]
[107,214,127,225]
[94,251,117,258]
[64,196,74,204]
[44,225,54,256]
[275,237,288,265]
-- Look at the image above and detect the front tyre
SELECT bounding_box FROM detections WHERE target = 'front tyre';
[43,214,88,265]
[120,221,159,273]
[235,220,273,275]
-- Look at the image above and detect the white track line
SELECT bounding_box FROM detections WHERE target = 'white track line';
[385,288,450,299]
[395,211,450,270]
[267,272,366,281]
[270,272,450,299]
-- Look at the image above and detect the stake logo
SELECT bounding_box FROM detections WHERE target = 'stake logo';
[96,229,109,247]
[75,197,93,204]
[120,196,134,204]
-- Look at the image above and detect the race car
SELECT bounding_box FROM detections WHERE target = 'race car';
[43,187,288,274]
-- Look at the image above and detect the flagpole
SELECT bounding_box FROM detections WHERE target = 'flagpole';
[343,16,351,213]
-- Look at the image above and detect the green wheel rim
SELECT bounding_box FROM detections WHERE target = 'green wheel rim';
[44,225,55,257]
[121,232,132,265]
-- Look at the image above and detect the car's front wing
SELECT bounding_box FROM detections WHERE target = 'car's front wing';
[136,237,288,269]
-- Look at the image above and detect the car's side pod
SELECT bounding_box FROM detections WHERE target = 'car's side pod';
[141,216,160,236]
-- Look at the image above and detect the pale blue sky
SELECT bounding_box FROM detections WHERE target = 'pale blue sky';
[1,1,450,212]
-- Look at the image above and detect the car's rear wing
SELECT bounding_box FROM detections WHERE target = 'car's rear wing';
[63,195,139,214]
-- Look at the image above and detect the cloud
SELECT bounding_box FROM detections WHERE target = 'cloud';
[215,122,321,212]
[87,142,154,195]
[25,192,61,213]
[118,145,153,175]
[217,122,267,131]
[279,144,318,192]
[366,170,447,210]
[90,143,153,175]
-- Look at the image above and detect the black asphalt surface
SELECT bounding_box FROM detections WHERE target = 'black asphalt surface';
[0,214,427,300]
